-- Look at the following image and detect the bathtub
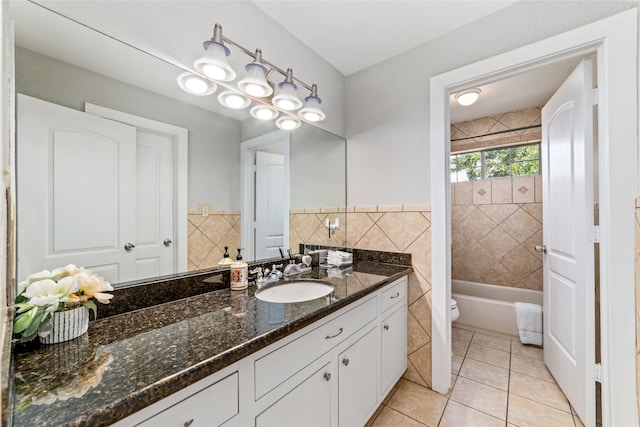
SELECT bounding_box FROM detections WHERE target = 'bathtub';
[451,279,543,337]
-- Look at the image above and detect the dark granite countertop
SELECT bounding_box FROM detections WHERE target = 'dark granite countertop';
[8,261,412,427]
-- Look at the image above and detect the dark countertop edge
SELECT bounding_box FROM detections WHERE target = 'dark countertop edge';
[85,266,413,427]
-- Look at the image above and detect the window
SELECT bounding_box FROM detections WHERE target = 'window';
[450,143,540,182]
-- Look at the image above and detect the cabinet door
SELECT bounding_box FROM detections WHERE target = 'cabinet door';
[381,304,408,397]
[338,327,378,427]
[256,362,333,427]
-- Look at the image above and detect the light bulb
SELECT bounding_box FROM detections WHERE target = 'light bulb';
[226,94,245,108]
[301,112,321,122]
[218,90,251,110]
[245,83,268,97]
[184,77,208,94]
[276,99,296,111]
[250,105,279,121]
[202,64,228,81]
[276,116,301,130]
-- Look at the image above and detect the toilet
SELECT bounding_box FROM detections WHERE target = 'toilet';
[451,299,460,322]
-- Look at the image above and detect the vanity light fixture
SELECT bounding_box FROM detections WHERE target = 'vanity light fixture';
[298,84,326,122]
[218,90,251,109]
[272,69,303,111]
[194,24,237,81]
[238,49,273,98]
[176,72,217,96]
[250,105,279,121]
[276,116,301,130]
[455,88,481,106]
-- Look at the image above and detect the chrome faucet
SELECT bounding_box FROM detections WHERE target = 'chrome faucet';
[263,264,283,284]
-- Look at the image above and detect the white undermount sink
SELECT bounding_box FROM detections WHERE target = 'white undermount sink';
[255,281,334,303]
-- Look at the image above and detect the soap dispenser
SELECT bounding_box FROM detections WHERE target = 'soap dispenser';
[218,246,233,267]
[230,248,248,290]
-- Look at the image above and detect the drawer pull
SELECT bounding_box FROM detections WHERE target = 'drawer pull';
[390,292,400,299]
[384,324,390,331]
[324,372,332,381]
[325,327,343,339]
[342,358,350,366]
[184,420,194,427]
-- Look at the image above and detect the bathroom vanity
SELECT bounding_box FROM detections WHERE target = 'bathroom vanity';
[9,262,411,427]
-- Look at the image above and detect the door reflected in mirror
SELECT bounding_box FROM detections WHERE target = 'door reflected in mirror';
[12,1,346,287]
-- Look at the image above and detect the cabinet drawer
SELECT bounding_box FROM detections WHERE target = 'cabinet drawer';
[381,278,407,314]
[136,372,239,427]
[254,295,377,400]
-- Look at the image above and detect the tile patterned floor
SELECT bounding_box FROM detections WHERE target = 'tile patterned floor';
[366,327,586,427]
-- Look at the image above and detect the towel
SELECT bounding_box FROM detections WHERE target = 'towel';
[515,302,543,346]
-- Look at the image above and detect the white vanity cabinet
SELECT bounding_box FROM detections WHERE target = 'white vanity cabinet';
[115,276,408,427]
[337,325,379,427]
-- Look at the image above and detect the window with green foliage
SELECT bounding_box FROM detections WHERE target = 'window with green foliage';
[450,143,540,182]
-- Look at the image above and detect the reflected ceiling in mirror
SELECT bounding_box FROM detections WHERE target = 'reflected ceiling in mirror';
[11,1,346,287]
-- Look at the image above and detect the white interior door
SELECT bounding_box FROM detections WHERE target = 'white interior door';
[542,58,595,426]
[134,131,174,278]
[255,150,285,260]
[17,94,136,284]
[85,103,189,280]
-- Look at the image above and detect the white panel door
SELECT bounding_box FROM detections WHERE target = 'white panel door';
[542,58,595,426]
[134,131,174,279]
[255,151,285,260]
[17,94,136,284]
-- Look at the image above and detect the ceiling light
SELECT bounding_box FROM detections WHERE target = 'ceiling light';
[238,49,273,98]
[250,105,279,121]
[218,90,251,109]
[276,116,301,130]
[194,24,237,82]
[176,72,217,96]
[298,84,326,122]
[455,88,481,106]
[272,68,303,111]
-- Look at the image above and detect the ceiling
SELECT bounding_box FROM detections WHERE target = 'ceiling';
[252,0,518,76]
[253,0,579,123]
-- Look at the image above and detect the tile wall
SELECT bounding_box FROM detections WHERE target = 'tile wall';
[452,176,543,290]
[187,205,241,271]
[450,107,541,153]
[346,205,433,388]
[289,208,348,250]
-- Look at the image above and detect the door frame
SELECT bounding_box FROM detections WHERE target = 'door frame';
[429,9,637,426]
[84,103,188,274]
[240,130,290,261]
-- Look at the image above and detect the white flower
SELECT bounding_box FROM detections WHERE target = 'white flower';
[23,277,79,306]
[76,271,114,304]
[51,264,81,279]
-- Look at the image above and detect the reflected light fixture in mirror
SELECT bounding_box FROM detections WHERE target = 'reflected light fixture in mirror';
[218,90,251,109]
[455,88,481,106]
[177,72,217,96]
[298,84,326,122]
[276,116,301,130]
[272,68,303,111]
[193,24,236,81]
[251,105,279,120]
[238,49,273,98]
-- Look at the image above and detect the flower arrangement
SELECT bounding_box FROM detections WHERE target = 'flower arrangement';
[13,264,114,342]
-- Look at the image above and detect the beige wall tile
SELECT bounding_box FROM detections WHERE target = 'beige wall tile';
[512,176,535,203]
[479,228,520,259]
[407,272,431,306]
[354,205,377,212]
[460,209,496,241]
[403,204,431,212]
[354,224,398,252]
[377,212,429,251]
[454,182,473,205]
[535,175,543,203]
[402,360,428,387]
[500,208,541,242]
[473,180,492,205]
[452,205,477,225]
[407,310,430,354]
[491,178,513,204]
[409,292,432,340]
[407,344,433,388]
[377,204,402,212]
[501,246,541,277]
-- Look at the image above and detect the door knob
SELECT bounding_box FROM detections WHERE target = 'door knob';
[534,245,547,254]
[164,239,172,247]
[124,243,135,252]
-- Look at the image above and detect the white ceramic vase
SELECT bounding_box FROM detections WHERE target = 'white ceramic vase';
[40,306,89,344]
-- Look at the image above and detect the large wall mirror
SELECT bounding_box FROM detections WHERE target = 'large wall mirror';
[11,1,346,287]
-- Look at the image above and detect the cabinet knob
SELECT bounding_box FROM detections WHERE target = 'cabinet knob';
[324,372,331,381]
[184,420,194,427]
[342,358,350,366]
[384,324,390,331]
[124,242,135,252]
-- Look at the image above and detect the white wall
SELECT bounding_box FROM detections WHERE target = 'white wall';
[33,0,346,138]
[345,0,638,206]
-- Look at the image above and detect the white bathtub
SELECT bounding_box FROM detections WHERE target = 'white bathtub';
[452,279,543,337]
